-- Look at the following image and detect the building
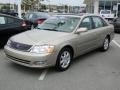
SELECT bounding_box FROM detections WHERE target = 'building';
[69,5,86,13]
[40,4,86,13]
[84,0,120,14]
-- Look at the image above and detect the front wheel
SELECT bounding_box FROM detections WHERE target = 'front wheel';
[100,37,110,51]
[55,48,73,71]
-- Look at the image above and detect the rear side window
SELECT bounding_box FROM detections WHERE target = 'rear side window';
[31,14,37,18]
[0,16,7,24]
[101,18,108,26]
[13,18,20,23]
[7,17,14,24]
[101,10,110,14]
[37,13,50,18]
[92,17,105,28]
[28,14,37,19]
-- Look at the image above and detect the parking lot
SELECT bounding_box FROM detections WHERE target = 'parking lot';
[0,33,119,90]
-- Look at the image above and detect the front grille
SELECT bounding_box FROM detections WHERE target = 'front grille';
[10,41,32,51]
[6,54,30,64]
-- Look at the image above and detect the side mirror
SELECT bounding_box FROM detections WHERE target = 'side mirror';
[75,27,88,34]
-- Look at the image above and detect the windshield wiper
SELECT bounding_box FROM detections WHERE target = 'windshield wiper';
[42,28,58,31]
[36,27,58,31]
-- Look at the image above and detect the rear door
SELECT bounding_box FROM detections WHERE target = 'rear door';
[6,17,17,35]
[6,16,24,35]
[0,15,24,36]
[91,16,109,46]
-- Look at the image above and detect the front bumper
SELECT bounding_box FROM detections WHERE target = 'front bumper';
[4,46,57,68]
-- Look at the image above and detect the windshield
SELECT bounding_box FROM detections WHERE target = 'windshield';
[101,10,111,14]
[25,12,50,20]
[37,16,80,33]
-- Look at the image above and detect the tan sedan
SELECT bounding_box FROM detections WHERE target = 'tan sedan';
[4,14,114,71]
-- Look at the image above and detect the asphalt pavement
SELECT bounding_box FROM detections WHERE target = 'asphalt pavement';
[0,34,120,90]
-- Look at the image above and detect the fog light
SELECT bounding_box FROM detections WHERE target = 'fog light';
[33,61,46,65]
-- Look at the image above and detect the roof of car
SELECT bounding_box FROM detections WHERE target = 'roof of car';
[54,13,101,18]
[0,13,21,19]
[26,12,49,14]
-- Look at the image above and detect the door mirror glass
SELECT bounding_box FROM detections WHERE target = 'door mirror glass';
[75,27,88,34]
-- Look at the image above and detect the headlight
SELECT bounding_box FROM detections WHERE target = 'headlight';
[6,40,11,47]
[30,45,54,54]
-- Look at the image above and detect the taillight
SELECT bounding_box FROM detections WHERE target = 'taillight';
[21,21,27,27]
[35,19,45,24]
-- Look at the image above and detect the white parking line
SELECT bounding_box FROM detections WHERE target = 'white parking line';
[38,69,48,80]
[112,40,120,48]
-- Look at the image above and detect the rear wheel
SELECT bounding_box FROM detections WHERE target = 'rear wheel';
[100,37,110,51]
[55,48,73,71]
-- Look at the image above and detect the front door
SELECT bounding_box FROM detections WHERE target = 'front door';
[75,17,98,56]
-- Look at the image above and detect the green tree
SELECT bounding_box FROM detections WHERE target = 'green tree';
[41,4,46,11]
[1,4,10,10]
[65,5,68,13]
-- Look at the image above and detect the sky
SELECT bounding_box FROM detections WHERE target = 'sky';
[41,0,85,6]
[0,0,20,4]
[0,0,85,6]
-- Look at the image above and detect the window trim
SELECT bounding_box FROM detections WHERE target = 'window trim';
[79,16,93,30]
[91,16,108,29]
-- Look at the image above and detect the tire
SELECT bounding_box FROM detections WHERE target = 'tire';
[100,37,110,51]
[115,29,120,33]
[55,48,73,71]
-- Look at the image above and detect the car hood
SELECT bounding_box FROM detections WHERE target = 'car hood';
[11,29,69,45]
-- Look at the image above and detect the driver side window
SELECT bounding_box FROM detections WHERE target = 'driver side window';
[79,17,92,30]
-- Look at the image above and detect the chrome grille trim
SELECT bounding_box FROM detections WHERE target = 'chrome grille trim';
[10,41,32,51]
